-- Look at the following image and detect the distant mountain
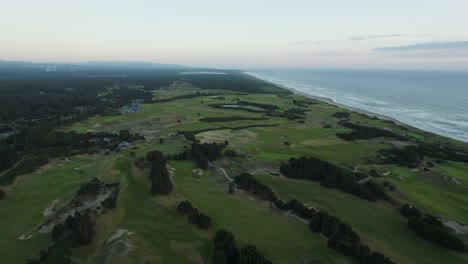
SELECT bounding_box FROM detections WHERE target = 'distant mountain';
[0,60,187,73]
[74,61,186,69]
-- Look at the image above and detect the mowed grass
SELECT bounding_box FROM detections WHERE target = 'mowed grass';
[0,154,117,263]
[236,126,388,168]
[73,154,213,264]
[170,160,352,264]
[62,95,287,136]
[387,166,468,224]
[256,174,468,264]
[437,161,468,186]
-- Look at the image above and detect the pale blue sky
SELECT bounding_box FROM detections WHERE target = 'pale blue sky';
[1,0,467,68]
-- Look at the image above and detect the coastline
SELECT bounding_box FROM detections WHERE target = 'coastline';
[242,71,468,146]
[244,71,407,126]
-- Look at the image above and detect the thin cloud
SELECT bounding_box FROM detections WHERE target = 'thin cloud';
[376,41,468,51]
[315,40,337,45]
[348,34,402,41]
[290,40,336,45]
[289,41,314,45]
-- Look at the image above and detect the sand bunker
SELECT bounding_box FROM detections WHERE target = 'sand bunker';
[107,229,131,244]
[444,220,468,235]
[43,199,59,216]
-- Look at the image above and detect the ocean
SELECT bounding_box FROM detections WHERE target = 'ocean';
[247,69,468,143]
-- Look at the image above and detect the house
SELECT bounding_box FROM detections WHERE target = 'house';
[117,141,131,149]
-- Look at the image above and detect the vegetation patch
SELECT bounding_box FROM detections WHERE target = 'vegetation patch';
[199,116,268,123]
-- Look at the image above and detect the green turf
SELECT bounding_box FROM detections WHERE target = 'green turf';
[255,174,468,264]
[387,166,468,224]
[0,155,116,263]
[171,160,352,264]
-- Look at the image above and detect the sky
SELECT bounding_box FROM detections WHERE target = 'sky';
[1,0,468,69]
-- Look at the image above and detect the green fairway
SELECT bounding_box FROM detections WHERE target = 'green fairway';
[387,166,468,224]
[255,174,468,264]
[170,161,352,264]
[0,155,117,263]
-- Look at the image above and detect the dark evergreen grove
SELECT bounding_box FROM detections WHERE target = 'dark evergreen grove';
[146,150,173,195]
[234,173,394,264]
[336,121,408,141]
[170,142,225,169]
[332,111,351,119]
[378,142,468,167]
[279,157,390,202]
[212,229,273,264]
[176,200,212,229]
[400,204,466,252]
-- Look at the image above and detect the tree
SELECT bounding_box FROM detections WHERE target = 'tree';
[228,182,235,194]
[118,130,132,141]
[400,204,421,218]
[177,200,194,214]
[213,229,239,264]
[159,138,164,144]
[0,188,5,200]
[238,245,272,264]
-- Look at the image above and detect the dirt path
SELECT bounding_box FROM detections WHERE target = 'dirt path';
[208,161,233,182]
[250,167,280,175]
[0,156,26,178]
[283,210,309,224]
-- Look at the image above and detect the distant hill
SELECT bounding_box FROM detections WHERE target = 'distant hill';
[0,60,187,74]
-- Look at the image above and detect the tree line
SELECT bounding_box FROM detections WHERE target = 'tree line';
[199,116,268,123]
[170,142,226,169]
[234,173,394,264]
[176,200,212,229]
[146,150,173,195]
[336,121,408,141]
[212,229,273,264]
[279,157,390,202]
[400,204,466,251]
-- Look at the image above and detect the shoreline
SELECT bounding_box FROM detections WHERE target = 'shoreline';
[244,72,407,125]
[242,71,458,141]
